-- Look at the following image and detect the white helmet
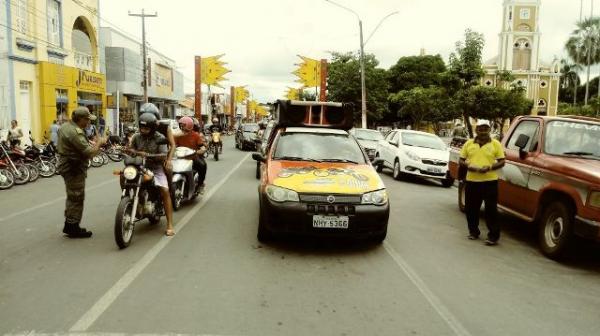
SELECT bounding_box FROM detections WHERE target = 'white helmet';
[476,119,491,127]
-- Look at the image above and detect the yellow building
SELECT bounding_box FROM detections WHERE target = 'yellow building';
[483,0,560,116]
[5,0,105,142]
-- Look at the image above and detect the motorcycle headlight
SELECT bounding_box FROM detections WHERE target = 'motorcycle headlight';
[588,191,600,208]
[405,150,420,161]
[123,166,137,180]
[362,189,388,205]
[265,185,299,202]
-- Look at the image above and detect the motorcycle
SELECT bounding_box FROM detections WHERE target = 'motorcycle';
[208,131,222,161]
[24,137,56,177]
[171,147,202,210]
[114,154,165,249]
[0,141,31,185]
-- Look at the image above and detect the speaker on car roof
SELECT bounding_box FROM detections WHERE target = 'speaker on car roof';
[275,100,354,130]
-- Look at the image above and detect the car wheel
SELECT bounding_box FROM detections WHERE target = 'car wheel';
[442,177,454,188]
[255,161,261,179]
[458,181,466,213]
[539,201,574,259]
[375,154,383,173]
[257,202,274,242]
[392,159,402,180]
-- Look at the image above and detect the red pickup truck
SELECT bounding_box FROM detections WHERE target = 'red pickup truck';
[449,115,600,259]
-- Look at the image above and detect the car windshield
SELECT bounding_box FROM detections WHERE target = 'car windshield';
[353,129,384,141]
[243,124,259,132]
[273,132,366,163]
[401,132,446,150]
[544,120,600,159]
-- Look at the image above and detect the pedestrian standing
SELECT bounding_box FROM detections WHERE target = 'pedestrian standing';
[50,120,60,146]
[57,107,106,238]
[8,120,23,147]
[459,119,506,246]
[98,115,106,136]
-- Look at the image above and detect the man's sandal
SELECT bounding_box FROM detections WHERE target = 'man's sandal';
[165,229,175,236]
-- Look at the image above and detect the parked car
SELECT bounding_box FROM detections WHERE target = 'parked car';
[235,123,260,150]
[448,115,600,259]
[349,128,384,161]
[252,100,389,243]
[376,129,454,187]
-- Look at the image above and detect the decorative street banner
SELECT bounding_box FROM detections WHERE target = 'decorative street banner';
[293,55,320,88]
[201,54,230,88]
[285,87,300,100]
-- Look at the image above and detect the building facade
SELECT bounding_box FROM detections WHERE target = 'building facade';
[2,0,105,142]
[100,27,184,134]
[483,0,560,116]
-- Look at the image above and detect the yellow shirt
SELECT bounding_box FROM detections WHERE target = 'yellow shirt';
[460,139,505,182]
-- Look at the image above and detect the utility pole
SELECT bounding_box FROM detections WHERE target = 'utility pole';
[129,9,157,103]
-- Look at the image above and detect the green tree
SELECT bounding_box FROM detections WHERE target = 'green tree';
[328,51,390,124]
[299,89,317,101]
[389,87,459,131]
[559,58,582,104]
[565,17,600,105]
[446,29,485,136]
[387,55,447,93]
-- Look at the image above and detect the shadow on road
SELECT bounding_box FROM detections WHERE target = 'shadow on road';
[256,236,382,257]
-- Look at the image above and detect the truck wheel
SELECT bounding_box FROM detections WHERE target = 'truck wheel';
[458,181,466,213]
[442,177,455,188]
[539,201,574,259]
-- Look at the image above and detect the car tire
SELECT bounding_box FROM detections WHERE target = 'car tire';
[255,162,261,179]
[458,181,466,213]
[392,159,402,181]
[442,177,454,188]
[375,154,383,173]
[539,201,574,259]
[257,203,274,243]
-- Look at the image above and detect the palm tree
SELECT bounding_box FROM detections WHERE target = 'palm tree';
[565,17,600,105]
[560,58,583,104]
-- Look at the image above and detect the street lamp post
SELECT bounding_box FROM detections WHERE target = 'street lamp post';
[325,0,398,128]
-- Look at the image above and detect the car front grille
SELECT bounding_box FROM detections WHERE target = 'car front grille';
[307,204,356,216]
[422,159,447,166]
[299,194,362,204]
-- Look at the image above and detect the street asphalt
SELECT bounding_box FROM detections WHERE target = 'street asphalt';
[1,136,599,336]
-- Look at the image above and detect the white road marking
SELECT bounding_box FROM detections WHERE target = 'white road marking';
[0,178,117,222]
[7,333,241,336]
[383,241,472,336]
[69,154,251,332]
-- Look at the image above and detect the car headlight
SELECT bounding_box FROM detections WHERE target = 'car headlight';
[265,185,299,202]
[405,150,420,161]
[588,191,600,208]
[123,166,137,180]
[362,189,388,205]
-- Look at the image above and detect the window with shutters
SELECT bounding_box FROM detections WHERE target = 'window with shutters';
[47,0,61,46]
[16,0,29,34]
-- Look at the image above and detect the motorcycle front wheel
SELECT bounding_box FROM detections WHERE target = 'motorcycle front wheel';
[101,152,109,165]
[37,160,56,178]
[107,148,123,162]
[0,168,15,190]
[91,155,103,167]
[27,164,39,182]
[115,196,135,249]
[172,180,184,211]
[13,164,30,185]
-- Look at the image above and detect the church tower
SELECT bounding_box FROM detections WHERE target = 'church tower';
[483,0,560,116]
[498,0,541,71]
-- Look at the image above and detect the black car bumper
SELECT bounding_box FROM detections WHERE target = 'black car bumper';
[259,193,389,238]
[574,215,600,241]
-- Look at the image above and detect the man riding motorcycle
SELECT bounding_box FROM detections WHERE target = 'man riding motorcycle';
[175,117,207,192]
[128,112,175,236]
[208,118,223,154]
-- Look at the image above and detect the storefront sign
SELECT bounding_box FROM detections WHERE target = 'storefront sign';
[76,69,104,92]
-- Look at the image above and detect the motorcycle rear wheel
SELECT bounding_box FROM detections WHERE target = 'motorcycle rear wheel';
[115,196,135,249]
[172,180,184,211]
[0,168,15,189]
[91,155,103,167]
[101,152,109,165]
[27,164,39,182]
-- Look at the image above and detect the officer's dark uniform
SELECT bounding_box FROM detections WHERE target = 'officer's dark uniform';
[57,108,97,237]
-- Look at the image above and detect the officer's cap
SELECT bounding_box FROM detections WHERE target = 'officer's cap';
[72,107,97,121]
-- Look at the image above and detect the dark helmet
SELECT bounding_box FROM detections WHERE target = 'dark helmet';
[138,112,158,134]
[139,103,160,120]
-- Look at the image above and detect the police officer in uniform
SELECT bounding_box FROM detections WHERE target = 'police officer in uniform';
[57,107,106,238]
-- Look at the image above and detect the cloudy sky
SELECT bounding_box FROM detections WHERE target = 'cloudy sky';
[99,0,589,102]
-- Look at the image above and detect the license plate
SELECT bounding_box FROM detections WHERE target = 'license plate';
[312,215,349,229]
[426,167,442,173]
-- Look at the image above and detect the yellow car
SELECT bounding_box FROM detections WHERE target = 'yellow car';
[252,100,389,242]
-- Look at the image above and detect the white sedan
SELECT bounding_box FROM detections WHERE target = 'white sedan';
[375,129,454,188]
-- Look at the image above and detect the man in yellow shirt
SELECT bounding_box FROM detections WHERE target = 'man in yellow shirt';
[459,119,505,245]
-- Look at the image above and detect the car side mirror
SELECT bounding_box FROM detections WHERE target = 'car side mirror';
[252,153,266,163]
[372,158,384,166]
[514,134,530,159]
